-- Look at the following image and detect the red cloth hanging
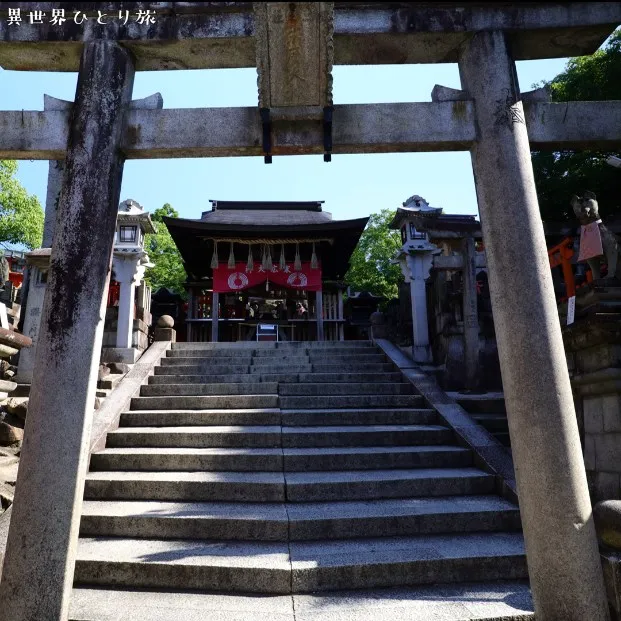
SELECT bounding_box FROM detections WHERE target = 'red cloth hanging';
[213,261,322,293]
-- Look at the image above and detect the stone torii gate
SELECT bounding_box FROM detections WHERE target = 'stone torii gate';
[0,3,621,620]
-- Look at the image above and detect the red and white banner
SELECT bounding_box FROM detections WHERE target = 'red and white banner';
[213,262,322,293]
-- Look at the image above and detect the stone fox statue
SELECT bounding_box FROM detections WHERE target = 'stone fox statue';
[571,191,621,280]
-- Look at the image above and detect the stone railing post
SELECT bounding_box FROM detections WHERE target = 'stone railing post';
[459,31,609,620]
[0,41,135,621]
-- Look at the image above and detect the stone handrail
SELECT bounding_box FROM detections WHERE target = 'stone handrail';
[89,340,171,455]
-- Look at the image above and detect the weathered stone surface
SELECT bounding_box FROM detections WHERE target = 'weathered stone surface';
[0,40,136,621]
[0,380,16,393]
[98,365,111,381]
[0,482,14,508]
[0,421,23,446]
[595,500,621,549]
[107,362,130,375]
[157,315,174,328]
[5,398,28,422]
[603,394,621,433]
[459,30,608,619]
[585,396,605,434]
[154,327,176,342]
[0,344,18,359]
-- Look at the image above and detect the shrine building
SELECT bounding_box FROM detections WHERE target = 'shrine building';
[164,200,368,342]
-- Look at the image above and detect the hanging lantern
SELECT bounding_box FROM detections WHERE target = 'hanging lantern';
[210,241,219,269]
[279,243,286,270]
[294,242,302,271]
[228,242,236,269]
[311,242,318,269]
[246,245,253,272]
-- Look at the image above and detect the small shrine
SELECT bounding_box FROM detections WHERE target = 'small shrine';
[164,201,368,342]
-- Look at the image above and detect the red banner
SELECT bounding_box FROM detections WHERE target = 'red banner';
[213,262,322,293]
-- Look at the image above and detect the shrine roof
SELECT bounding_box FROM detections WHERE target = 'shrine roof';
[163,203,369,281]
[200,201,332,226]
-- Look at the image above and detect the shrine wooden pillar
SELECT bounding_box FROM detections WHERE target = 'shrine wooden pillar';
[316,290,324,341]
[212,291,219,342]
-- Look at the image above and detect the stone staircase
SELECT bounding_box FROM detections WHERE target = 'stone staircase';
[450,393,510,448]
[73,341,529,618]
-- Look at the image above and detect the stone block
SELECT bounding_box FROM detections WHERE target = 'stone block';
[107,362,130,375]
[604,395,621,432]
[584,396,604,434]
[595,434,621,472]
[0,420,22,446]
[595,472,621,503]
[154,327,176,342]
[101,347,140,364]
[98,364,111,381]
[584,434,596,471]
[5,397,28,422]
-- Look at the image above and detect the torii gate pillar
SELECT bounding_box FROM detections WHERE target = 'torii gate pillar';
[459,30,609,620]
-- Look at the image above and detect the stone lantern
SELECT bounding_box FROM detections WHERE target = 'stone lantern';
[389,195,442,363]
[104,199,155,363]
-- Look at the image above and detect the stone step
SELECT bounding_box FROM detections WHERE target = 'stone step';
[140,383,279,397]
[130,395,279,410]
[305,354,386,363]
[279,383,415,396]
[170,341,374,350]
[106,426,284,448]
[106,425,452,449]
[120,408,437,428]
[120,409,282,427]
[86,467,491,504]
[282,408,437,426]
[90,447,285,472]
[79,495,519,541]
[279,395,423,409]
[471,413,509,431]
[70,581,534,621]
[89,446,472,473]
[311,363,395,373]
[284,467,495,501]
[148,372,404,384]
[84,471,286,502]
[74,532,527,593]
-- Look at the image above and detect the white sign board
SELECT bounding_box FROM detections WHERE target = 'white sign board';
[567,296,576,326]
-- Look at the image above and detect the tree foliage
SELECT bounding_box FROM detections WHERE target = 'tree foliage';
[0,161,44,249]
[345,209,403,300]
[532,30,621,223]
[144,203,187,296]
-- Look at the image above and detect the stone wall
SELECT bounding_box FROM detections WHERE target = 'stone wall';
[564,305,621,503]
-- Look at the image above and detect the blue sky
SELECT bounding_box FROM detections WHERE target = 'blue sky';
[1,58,568,222]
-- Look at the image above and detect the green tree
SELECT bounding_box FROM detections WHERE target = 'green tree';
[345,209,403,300]
[144,203,187,296]
[532,30,621,223]
[0,160,44,249]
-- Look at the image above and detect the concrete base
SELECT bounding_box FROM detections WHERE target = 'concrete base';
[101,348,140,364]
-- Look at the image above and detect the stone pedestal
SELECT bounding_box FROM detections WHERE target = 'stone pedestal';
[563,292,621,502]
[14,250,51,385]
